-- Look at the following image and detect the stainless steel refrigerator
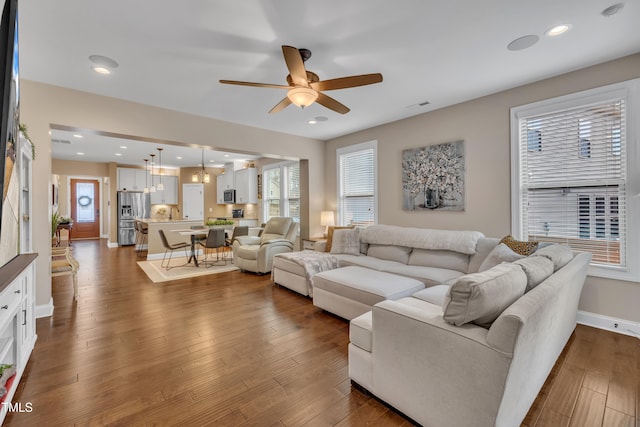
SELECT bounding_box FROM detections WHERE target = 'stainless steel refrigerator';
[117,191,151,246]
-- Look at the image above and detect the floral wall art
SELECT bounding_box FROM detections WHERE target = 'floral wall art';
[402,140,465,211]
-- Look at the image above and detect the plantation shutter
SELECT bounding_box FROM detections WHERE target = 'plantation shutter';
[286,163,300,222]
[339,146,375,226]
[518,99,626,267]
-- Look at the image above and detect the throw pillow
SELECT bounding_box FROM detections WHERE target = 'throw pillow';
[478,243,524,272]
[499,235,539,256]
[532,244,573,271]
[513,256,555,292]
[330,228,360,256]
[443,263,527,328]
[325,226,355,252]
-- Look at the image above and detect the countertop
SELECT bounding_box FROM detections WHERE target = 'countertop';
[140,218,203,224]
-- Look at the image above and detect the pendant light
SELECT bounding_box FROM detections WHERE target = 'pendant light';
[149,154,156,193]
[143,158,150,193]
[192,148,210,183]
[156,148,164,191]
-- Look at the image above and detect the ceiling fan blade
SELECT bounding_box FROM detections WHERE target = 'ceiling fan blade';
[311,73,383,91]
[316,92,350,114]
[282,45,309,87]
[219,80,290,89]
[268,97,292,114]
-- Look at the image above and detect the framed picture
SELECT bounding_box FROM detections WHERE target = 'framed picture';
[402,140,465,211]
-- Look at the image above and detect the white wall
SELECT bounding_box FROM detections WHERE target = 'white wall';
[325,53,640,323]
[21,81,325,311]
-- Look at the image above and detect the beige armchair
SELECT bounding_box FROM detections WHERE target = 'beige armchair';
[232,217,298,274]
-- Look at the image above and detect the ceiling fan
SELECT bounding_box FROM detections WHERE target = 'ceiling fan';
[220,45,383,114]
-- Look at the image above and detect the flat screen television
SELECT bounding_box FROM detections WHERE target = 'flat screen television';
[0,0,20,269]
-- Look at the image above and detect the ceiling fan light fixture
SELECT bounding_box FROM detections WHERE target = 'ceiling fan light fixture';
[287,87,318,109]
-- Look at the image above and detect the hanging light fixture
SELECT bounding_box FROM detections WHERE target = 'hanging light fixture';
[149,154,156,192]
[143,158,150,193]
[192,148,211,183]
[156,148,164,191]
[287,87,318,109]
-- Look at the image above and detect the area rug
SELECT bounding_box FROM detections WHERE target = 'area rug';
[137,255,238,283]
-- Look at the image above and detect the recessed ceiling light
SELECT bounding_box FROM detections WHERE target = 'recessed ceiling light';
[73,134,83,138]
[120,145,127,149]
[209,160,215,163]
[546,24,572,36]
[115,153,122,156]
[315,116,328,122]
[176,156,182,159]
[507,35,539,51]
[602,3,624,17]
[76,152,85,156]
[224,154,230,158]
[308,120,317,125]
[92,67,111,75]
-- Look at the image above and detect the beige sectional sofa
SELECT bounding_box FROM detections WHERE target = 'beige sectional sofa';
[349,250,591,426]
[273,224,592,426]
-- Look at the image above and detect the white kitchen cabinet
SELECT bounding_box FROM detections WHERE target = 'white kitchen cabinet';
[150,175,178,204]
[216,172,234,204]
[117,168,148,191]
[235,168,258,204]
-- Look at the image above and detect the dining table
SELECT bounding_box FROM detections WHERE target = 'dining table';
[173,229,208,267]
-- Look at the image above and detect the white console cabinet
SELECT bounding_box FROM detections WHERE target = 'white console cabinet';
[0,254,37,424]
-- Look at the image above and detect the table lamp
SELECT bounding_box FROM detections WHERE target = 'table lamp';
[320,211,335,237]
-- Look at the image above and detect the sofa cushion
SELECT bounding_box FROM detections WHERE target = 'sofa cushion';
[513,256,555,292]
[382,265,465,287]
[337,255,406,271]
[467,237,500,273]
[330,228,361,255]
[499,235,539,256]
[478,243,524,272]
[408,248,469,272]
[443,263,527,328]
[412,285,450,307]
[325,226,355,252]
[234,244,259,260]
[532,244,573,271]
[313,266,425,307]
[366,244,412,264]
[350,311,373,352]
[261,217,293,243]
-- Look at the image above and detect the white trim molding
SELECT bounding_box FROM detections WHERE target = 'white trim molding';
[577,310,640,338]
[36,297,54,318]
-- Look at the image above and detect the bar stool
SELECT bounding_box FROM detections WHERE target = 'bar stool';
[135,221,149,258]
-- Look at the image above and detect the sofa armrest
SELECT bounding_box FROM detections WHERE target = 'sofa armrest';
[260,238,293,247]
[235,235,261,246]
[369,299,512,427]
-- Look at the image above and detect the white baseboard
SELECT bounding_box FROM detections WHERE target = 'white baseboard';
[577,310,640,338]
[36,298,54,318]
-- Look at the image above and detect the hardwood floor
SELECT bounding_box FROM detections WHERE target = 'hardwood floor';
[5,240,638,426]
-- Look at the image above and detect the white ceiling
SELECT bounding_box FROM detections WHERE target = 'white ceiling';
[19,0,640,165]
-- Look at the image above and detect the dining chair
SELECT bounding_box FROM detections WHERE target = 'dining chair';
[158,229,190,270]
[198,228,227,267]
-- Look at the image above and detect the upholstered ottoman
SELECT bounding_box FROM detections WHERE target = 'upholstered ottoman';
[312,266,425,320]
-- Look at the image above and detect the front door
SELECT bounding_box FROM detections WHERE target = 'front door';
[70,179,100,239]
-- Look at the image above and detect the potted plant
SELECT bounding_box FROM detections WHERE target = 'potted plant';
[205,219,235,229]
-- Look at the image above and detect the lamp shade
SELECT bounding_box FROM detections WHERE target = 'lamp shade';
[287,87,318,109]
[320,211,335,227]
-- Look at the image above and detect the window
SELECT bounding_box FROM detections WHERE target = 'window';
[337,141,377,226]
[262,161,300,223]
[511,79,639,281]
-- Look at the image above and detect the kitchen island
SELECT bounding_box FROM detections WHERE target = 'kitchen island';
[140,219,204,260]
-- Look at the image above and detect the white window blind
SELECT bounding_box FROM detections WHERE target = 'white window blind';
[516,98,626,268]
[338,142,377,226]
